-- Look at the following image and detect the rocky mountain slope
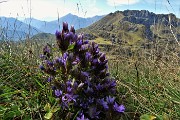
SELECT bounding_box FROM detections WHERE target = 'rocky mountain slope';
[78,10,180,45]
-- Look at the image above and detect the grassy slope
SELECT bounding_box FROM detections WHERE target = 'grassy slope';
[0,36,180,119]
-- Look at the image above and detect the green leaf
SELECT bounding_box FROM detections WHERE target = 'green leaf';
[11,105,21,116]
[0,90,21,98]
[67,43,75,51]
[44,103,51,112]
[156,114,170,120]
[44,112,53,120]
[140,114,156,120]
[4,111,16,119]
[0,106,8,114]
[35,79,45,89]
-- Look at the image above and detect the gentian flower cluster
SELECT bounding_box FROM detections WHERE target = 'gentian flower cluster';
[40,22,125,120]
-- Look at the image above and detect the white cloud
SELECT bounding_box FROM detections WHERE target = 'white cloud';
[107,0,140,6]
[0,0,102,21]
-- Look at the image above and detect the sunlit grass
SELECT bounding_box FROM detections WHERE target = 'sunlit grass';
[0,37,180,119]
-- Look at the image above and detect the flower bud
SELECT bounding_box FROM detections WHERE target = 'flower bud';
[70,25,75,34]
[63,22,69,32]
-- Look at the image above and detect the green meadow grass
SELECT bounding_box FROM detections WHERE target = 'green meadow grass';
[0,38,180,120]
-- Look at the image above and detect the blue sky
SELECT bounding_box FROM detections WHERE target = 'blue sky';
[0,0,179,21]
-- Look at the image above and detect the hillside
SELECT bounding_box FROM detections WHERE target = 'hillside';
[23,18,46,29]
[77,10,180,46]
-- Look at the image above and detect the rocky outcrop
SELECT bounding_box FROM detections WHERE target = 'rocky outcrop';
[122,10,179,40]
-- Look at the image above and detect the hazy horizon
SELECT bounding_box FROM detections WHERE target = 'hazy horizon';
[0,0,179,21]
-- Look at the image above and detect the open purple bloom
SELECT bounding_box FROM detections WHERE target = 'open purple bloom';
[95,83,103,91]
[40,54,45,59]
[88,106,100,119]
[67,86,72,93]
[102,102,109,110]
[76,39,83,47]
[47,76,53,82]
[62,94,78,103]
[106,96,115,104]
[47,61,53,66]
[84,86,93,94]
[63,52,68,60]
[113,102,125,113]
[88,97,94,104]
[97,98,109,110]
[55,89,62,97]
[55,30,61,39]
[109,80,116,88]
[76,114,89,120]
[66,80,72,86]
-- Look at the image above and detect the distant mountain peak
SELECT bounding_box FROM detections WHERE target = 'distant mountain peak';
[78,10,180,43]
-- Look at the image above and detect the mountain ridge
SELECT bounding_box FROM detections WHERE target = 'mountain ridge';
[22,13,104,34]
[0,17,42,40]
[77,10,180,45]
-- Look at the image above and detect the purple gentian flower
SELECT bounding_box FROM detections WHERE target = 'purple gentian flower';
[95,83,103,91]
[88,107,100,119]
[39,65,45,70]
[63,22,68,32]
[72,57,80,65]
[62,94,78,103]
[76,39,83,47]
[73,81,78,89]
[109,80,116,88]
[84,40,89,44]
[55,89,62,97]
[70,25,75,34]
[84,86,93,94]
[81,71,89,78]
[85,52,91,61]
[92,58,99,66]
[40,54,45,59]
[113,102,125,113]
[97,98,109,110]
[47,76,53,82]
[106,96,115,104]
[88,97,94,104]
[102,101,109,110]
[47,61,53,66]
[76,114,89,120]
[66,80,72,86]
[55,30,61,39]
[67,86,72,93]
